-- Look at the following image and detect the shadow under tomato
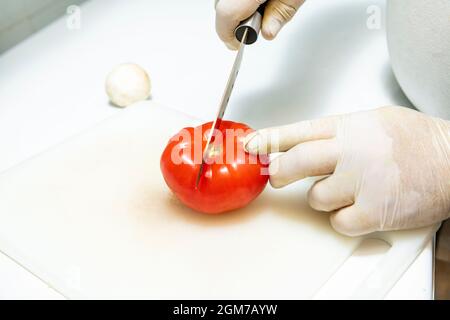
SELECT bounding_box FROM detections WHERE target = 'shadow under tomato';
[161,191,266,227]
[160,178,337,237]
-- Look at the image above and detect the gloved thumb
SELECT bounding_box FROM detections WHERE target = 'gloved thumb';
[262,0,305,40]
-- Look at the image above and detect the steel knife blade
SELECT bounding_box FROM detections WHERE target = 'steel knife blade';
[195,29,248,188]
[195,3,266,188]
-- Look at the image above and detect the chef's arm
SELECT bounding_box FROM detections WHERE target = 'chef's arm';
[215,0,305,50]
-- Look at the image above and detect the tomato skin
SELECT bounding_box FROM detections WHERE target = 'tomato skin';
[160,121,269,214]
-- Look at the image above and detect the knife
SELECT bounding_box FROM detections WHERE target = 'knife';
[195,4,266,188]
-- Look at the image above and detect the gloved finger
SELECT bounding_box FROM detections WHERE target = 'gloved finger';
[307,172,355,212]
[262,0,306,40]
[269,138,339,188]
[244,116,338,154]
[215,0,267,50]
[330,205,377,237]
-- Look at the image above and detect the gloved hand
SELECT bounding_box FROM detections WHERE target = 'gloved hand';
[244,106,450,236]
[215,0,305,50]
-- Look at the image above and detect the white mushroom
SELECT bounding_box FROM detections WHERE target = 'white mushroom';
[105,63,151,107]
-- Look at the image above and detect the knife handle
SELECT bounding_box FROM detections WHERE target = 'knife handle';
[234,2,267,45]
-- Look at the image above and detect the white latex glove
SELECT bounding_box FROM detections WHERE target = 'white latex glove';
[244,107,450,236]
[215,0,305,50]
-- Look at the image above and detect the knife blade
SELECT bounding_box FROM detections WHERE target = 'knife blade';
[196,5,266,188]
[195,29,248,188]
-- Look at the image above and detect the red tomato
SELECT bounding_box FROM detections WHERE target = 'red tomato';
[160,121,269,214]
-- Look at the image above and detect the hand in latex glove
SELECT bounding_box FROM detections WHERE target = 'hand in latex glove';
[244,107,450,236]
[215,0,305,50]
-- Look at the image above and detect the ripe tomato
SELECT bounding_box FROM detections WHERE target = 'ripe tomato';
[160,121,269,214]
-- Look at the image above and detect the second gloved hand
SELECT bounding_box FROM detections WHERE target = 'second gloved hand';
[244,107,450,236]
[215,0,306,50]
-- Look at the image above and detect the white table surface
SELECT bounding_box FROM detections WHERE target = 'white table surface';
[0,0,433,299]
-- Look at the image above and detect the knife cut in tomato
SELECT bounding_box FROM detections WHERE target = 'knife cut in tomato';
[160,121,269,214]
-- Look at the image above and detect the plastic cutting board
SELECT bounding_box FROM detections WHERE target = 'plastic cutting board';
[0,102,438,299]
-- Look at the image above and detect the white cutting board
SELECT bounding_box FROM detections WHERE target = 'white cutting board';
[0,102,437,299]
